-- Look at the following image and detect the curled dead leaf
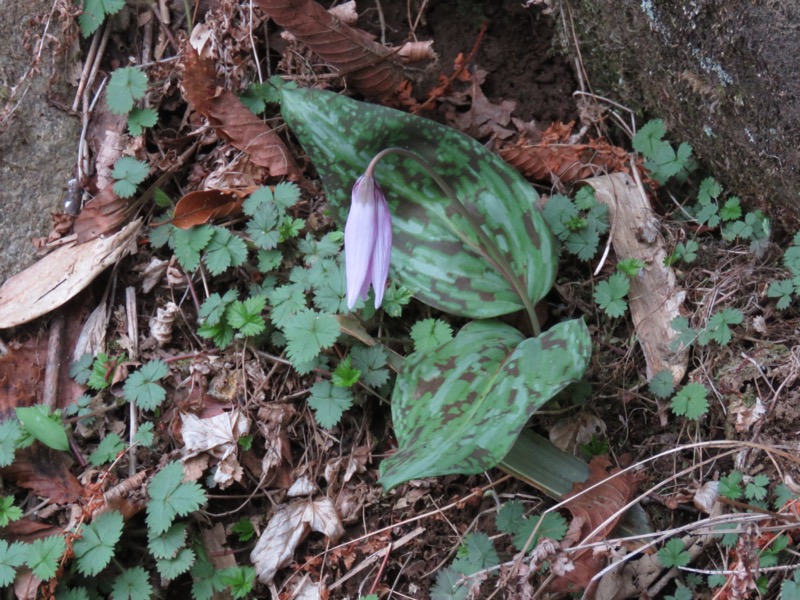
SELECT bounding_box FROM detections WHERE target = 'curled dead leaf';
[171,188,253,229]
[250,497,344,584]
[254,0,406,99]
[181,46,300,180]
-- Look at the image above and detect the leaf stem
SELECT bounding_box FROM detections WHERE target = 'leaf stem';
[365,148,541,336]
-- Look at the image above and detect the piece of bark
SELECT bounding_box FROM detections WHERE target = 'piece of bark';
[586,173,687,383]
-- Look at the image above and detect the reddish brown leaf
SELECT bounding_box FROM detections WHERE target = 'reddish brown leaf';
[498,122,631,183]
[1,520,63,544]
[73,183,132,243]
[254,0,406,99]
[549,457,643,593]
[181,47,300,180]
[1,447,83,505]
[171,188,254,229]
[0,340,44,416]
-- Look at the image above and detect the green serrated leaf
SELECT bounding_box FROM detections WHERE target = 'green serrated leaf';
[410,318,454,353]
[171,225,214,272]
[157,547,195,579]
[648,370,675,399]
[127,107,158,136]
[496,500,525,534]
[350,345,389,388]
[0,496,22,527]
[658,538,690,568]
[147,462,207,536]
[307,381,353,428]
[16,406,69,451]
[565,227,600,261]
[199,290,239,326]
[112,566,153,600]
[80,0,125,37]
[452,532,499,576]
[632,119,667,157]
[112,157,149,198]
[379,319,591,490]
[89,433,125,466]
[124,360,169,411]
[594,272,630,318]
[148,523,187,559]
[74,510,124,576]
[720,196,742,221]
[0,420,22,467]
[133,422,154,447]
[283,309,340,365]
[218,566,256,599]
[26,535,66,580]
[0,540,27,586]
[542,194,579,241]
[768,279,794,310]
[671,382,709,420]
[279,87,557,318]
[204,228,248,276]
[273,182,301,210]
[332,356,361,388]
[106,67,148,114]
[226,296,267,336]
[512,512,568,551]
[431,566,468,600]
[267,283,307,328]
[720,470,744,500]
[69,353,94,385]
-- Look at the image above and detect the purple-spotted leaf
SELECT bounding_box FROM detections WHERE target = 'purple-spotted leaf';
[278,86,557,318]
[379,319,591,490]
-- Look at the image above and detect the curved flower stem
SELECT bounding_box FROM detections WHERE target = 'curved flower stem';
[366,148,541,336]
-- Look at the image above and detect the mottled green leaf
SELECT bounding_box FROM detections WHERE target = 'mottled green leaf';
[379,319,591,490]
[279,88,556,318]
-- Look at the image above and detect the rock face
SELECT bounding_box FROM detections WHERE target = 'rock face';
[0,0,81,284]
[570,0,799,212]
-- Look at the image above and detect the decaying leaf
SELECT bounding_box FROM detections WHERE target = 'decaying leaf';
[1,447,83,504]
[171,188,252,229]
[498,122,632,184]
[181,46,300,180]
[180,411,251,488]
[250,497,343,584]
[551,457,643,593]
[587,173,687,382]
[149,302,179,347]
[73,183,133,243]
[254,0,406,99]
[549,413,607,454]
[0,219,141,329]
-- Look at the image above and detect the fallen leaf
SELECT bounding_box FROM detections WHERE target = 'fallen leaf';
[1,447,83,504]
[181,46,300,180]
[250,497,344,584]
[292,577,325,600]
[549,413,607,454]
[73,183,132,243]
[550,457,643,593]
[0,219,141,329]
[180,410,250,488]
[171,188,253,229]
[694,480,719,514]
[0,341,45,415]
[287,475,315,497]
[731,397,766,432]
[254,0,406,99]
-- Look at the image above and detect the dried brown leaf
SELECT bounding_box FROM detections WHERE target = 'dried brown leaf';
[1,447,83,504]
[73,183,132,243]
[498,125,631,183]
[171,188,252,229]
[181,46,300,179]
[254,0,406,98]
[549,457,643,593]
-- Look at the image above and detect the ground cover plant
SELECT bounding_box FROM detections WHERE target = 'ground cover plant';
[1,1,800,599]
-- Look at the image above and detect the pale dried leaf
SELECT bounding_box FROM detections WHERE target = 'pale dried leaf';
[694,480,719,514]
[732,397,766,432]
[549,414,607,453]
[292,577,325,600]
[139,257,170,293]
[181,411,250,488]
[287,475,315,497]
[0,220,141,329]
[72,301,109,360]
[150,302,179,347]
[250,498,343,583]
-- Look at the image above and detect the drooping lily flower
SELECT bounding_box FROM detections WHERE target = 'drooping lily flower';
[345,174,392,309]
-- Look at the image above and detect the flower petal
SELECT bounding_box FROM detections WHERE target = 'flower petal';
[345,177,378,309]
[371,188,392,308]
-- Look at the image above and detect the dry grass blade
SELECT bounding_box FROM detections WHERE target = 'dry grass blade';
[254,0,406,98]
[181,46,300,180]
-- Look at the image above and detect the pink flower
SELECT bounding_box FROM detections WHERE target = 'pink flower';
[345,175,392,309]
